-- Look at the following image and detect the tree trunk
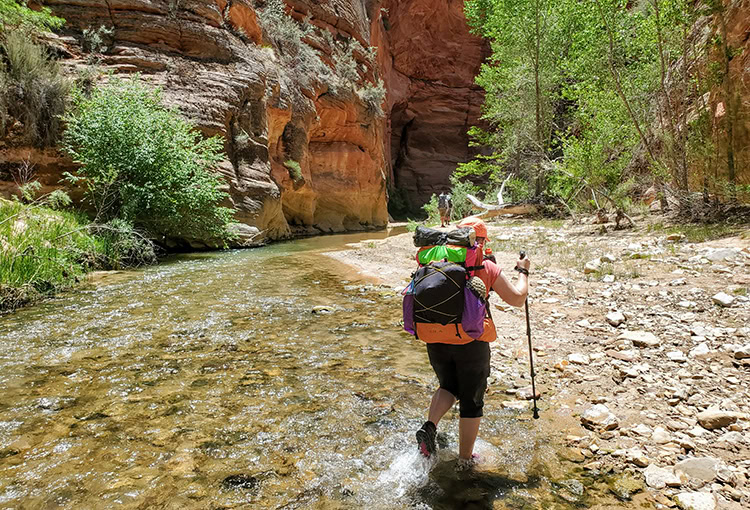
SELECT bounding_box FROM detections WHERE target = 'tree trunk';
[718,5,736,201]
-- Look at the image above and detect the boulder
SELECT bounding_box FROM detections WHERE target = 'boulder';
[696,410,741,430]
[733,344,750,359]
[606,311,626,327]
[674,457,718,482]
[619,330,660,348]
[581,404,619,431]
[674,492,716,510]
[584,259,603,274]
[644,465,681,489]
[712,292,735,307]
[689,343,711,359]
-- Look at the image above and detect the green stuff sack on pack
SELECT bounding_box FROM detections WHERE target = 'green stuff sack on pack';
[416,245,468,265]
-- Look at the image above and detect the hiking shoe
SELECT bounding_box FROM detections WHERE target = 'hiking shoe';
[416,421,437,458]
[456,453,480,472]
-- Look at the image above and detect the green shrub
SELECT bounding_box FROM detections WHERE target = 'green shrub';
[448,177,479,221]
[421,194,439,224]
[0,31,69,147]
[284,159,302,181]
[89,218,156,269]
[258,0,333,92]
[0,0,64,34]
[63,76,236,242]
[357,79,385,117]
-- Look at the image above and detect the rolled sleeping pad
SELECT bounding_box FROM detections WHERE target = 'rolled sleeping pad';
[413,226,476,248]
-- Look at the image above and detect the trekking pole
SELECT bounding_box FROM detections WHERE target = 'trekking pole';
[517,250,539,419]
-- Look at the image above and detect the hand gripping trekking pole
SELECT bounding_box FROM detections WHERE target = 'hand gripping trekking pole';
[516,250,539,419]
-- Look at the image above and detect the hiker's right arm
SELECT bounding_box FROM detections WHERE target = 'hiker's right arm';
[491,259,529,308]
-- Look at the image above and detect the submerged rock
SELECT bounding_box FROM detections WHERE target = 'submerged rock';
[222,474,259,491]
[607,474,643,501]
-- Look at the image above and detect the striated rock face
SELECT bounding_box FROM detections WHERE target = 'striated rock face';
[0,0,486,242]
[373,0,488,208]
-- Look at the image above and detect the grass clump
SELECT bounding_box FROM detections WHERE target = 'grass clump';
[0,197,154,312]
[63,76,236,244]
[0,31,70,147]
[284,160,302,181]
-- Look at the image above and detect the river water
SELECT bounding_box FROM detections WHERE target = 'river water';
[0,231,617,509]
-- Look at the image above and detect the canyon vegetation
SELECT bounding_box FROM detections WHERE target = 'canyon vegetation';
[0,0,748,305]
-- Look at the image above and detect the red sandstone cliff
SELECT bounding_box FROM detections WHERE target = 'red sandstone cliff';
[373,0,488,207]
[0,0,486,244]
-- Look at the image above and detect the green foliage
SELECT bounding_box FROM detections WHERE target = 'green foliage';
[645,221,741,243]
[258,0,331,92]
[421,194,439,224]
[284,159,302,181]
[462,0,722,212]
[0,0,64,34]
[258,0,382,117]
[357,79,385,117]
[81,25,113,63]
[448,176,479,221]
[0,32,69,147]
[0,198,156,311]
[62,76,236,242]
[89,218,157,269]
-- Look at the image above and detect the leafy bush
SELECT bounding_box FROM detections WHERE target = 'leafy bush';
[63,76,236,242]
[284,159,302,181]
[258,0,383,117]
[448,176,479,221]
[0,0,64,34]
[421,194,439,224]
[89,218,156,269]
[0,32,69,147]
[357,79,385,117]
[258,0,333,92]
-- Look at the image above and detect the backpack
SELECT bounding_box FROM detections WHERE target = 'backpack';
[402,227,495,344]
[438,194,450,209]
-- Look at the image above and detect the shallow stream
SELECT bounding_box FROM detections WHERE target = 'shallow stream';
[0,231,630,509]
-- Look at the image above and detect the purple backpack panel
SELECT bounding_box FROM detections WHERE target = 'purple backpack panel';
[461,288,485,338]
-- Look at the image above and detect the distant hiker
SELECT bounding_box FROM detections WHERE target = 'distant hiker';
[405,217,529,464]
[437,191,452,228]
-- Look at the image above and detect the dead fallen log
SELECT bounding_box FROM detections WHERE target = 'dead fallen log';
[466,194,538,218]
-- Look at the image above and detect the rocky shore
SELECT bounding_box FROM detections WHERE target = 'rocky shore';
[326,217,750,509]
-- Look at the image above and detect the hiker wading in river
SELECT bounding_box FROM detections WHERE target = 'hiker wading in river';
[415,217,530,463]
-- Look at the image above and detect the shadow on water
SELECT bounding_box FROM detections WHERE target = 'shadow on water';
[0,231,637,509]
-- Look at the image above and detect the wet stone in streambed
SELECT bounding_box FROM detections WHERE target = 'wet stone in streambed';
[221,474,259,492]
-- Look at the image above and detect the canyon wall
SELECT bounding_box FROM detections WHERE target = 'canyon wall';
[0,0,486,244]
[374,0,488,208]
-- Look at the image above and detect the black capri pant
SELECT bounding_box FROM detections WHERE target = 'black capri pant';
[426,341,490,418]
